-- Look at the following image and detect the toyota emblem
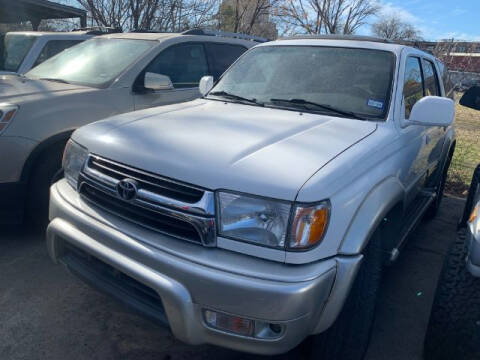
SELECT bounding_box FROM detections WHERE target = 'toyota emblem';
[116,178,138,201]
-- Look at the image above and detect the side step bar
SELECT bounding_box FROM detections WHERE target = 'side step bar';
[389,190,436,263]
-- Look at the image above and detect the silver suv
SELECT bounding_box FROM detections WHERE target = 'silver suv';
[0,30,257,224]
[48,36,455,359]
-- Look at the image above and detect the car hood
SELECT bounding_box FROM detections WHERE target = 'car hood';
[0,75,89,101]
[74,100,377,201]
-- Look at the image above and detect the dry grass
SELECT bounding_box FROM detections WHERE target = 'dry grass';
[445,104,480,197]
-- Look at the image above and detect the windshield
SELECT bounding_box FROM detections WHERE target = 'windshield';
[26,38,156,87]
[208,46,395,120]
[1,34,37,72]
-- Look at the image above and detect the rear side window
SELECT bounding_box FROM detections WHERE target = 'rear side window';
[2,34,37,72]
[436,60,453,99]
[422,59,440,96]
[33,40,83,67]
[145,43,209,88]
[403,57,424,119]
[205,43,247,80]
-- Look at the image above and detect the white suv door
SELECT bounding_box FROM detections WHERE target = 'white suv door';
[401,56,430,205]
[421,58,445,177]
[133,42,209,110]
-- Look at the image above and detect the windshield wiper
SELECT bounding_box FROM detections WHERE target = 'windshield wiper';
[208,91,263,106]
[269,98,366,120]
[38,78,70,84]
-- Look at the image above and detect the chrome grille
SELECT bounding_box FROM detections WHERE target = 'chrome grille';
[79,155,216,246]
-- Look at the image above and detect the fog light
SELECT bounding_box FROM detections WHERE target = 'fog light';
[204,310,254,336]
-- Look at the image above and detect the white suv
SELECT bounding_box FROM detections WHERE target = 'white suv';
[48,36,456,359]
[0,30,257,224]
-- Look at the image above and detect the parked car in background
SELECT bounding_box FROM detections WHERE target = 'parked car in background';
[0,29,258,224]
[0,31,94,75]
[424,85,480,360]
[47,36,455,359]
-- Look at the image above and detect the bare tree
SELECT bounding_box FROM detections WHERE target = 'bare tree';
[372,15,421,41]
[76,0,219,32]
[278,0,379,35]
[76,0,130,29]
[217,0,279,38]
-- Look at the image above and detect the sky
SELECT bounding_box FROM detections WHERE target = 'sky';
[361,0,480,41]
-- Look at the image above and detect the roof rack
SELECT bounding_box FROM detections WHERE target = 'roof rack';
[279,34,394,44]
[72,26,122,35]
[182,29,268,43]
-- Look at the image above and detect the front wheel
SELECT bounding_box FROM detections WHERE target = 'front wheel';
[424,230,480,360]
[305,229,384,360]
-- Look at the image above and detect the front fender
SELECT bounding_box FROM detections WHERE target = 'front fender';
[339,177,404,255]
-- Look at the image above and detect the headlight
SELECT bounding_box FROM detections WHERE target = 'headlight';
[0,103,19,135]
[217,191,330,250]
[62,140,88,188]
[218,192,291,248]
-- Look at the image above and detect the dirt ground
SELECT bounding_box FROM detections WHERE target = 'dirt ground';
[0,196,465,360]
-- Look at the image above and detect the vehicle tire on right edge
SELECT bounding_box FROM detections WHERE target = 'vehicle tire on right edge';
[305,227,384,360]
[423,229,480,360]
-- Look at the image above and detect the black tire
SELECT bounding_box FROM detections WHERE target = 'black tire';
[424,230,480,360]
[305,228,384,360]
[425,150,453,220]
[26,141,66,227]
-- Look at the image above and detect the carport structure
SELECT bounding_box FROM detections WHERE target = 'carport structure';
[0,0,87,30]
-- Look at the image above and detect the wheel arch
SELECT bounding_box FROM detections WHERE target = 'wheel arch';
[339,176,405,255]
[20,130,73,184]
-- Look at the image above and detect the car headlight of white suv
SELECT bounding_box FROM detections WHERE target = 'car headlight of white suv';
[217,191,329,250]
[62,140,88,189]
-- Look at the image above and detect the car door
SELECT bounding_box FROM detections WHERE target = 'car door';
[133,42,210,110]
[421,58,445,181]
[401,56,430,205]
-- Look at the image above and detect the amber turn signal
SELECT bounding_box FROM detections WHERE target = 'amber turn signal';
[469,203,479,224]
[289,203,329,249]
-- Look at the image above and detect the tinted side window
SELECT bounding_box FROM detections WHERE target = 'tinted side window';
[146,43,208,88]
[403,57,424,119]
[33,40,83,67]
[422,59,440,96]
[205,43,247,80]
[436,60,453,99]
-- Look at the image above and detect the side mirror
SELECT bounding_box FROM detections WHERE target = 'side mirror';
[404,96,455,127]
[144,72,173,91]
[460,86,480,111]
[199,76,214,96]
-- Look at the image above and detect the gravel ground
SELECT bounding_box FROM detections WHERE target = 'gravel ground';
[0,196,465,360]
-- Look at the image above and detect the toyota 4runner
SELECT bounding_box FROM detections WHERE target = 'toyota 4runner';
[47,36,456,359]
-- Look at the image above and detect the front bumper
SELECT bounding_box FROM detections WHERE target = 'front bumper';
[47,179,363,355]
